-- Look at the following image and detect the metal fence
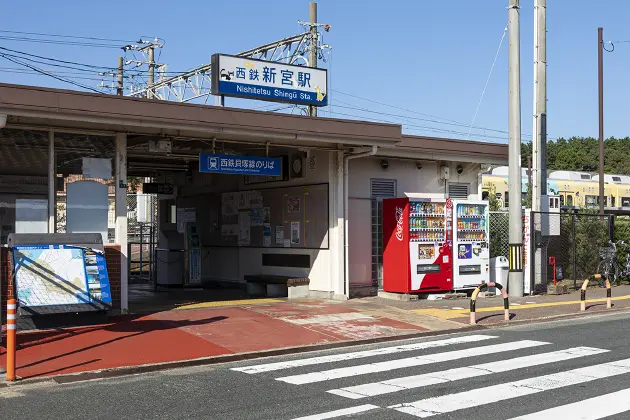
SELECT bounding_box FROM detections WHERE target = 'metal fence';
[127,194,158,284]
[489,211,613,291]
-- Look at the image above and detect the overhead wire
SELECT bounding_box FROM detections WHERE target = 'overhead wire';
[466,23,508,140]
[0,52,106,93]
[0,29,135,43]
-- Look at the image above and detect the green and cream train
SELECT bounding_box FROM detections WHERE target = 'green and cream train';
[481,166,630,209]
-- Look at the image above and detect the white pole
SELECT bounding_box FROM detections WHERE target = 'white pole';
[508,0,524,297]
[115,133,129,312]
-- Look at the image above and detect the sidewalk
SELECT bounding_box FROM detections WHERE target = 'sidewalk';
[2,286,630,382]
[0,298,457,381]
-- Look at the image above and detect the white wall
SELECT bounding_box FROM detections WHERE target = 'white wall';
[347,157,481,287]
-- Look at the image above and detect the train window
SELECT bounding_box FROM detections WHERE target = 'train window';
[560,195,565,206]
[567,195,573,206]
[623,197,630,207]
[581,174,590,180]
[482,191,489,200]
[613,176,622,182]
[612,196,616,207]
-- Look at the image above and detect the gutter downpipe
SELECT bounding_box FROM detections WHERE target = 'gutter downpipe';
[343,145,379,298]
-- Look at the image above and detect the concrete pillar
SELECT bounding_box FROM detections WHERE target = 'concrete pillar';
[329,150,345,298]
[48,130,56,233]
[115,133,128,312]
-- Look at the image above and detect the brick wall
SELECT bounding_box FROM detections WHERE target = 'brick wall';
[1,247,13,320]
[104,245,121,310]
[1,245,122,323]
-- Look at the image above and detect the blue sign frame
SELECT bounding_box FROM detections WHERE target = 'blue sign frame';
[199,153,282,176]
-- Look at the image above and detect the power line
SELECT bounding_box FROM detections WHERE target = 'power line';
[0,53,106,93]
[0,36,124,49]
[0,30,135,43]
[466,23,508,140]
[0,46,114,70]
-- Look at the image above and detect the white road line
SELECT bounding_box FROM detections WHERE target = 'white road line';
[506,387,630,419]
[231,334,495,374]
[390,356,630,418]
[290,404,380,420]
[328,346,608,399]
[277,340,548,385]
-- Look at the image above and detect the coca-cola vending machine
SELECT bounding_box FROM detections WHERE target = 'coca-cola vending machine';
[382,197,453,293]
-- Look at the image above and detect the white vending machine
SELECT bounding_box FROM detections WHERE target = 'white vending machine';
[452,200,490,289]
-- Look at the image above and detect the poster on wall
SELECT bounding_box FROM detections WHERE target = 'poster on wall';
[287,196,301,213]
[250,208,264,227]
[249,191,263,208]
[291,221,300,244]
[262,207,270,224]
[238,191,250,210]
[221,224,238,237]
[263,225,271,247]
[275,225,284,245]
[238,211,251,245]
[221,193,238,216]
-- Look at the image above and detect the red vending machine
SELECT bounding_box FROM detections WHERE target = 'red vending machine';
[382,197,454,293]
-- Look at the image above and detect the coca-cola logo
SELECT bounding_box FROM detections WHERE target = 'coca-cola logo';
[395,207,404,241]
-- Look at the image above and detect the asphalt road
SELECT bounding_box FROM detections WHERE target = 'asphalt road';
[4,312,630,419]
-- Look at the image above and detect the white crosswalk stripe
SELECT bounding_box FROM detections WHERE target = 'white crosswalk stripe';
[506,388,630,419]
[276,339,548,385]
[231,334,495,374]
[289,404,380,420]
[327,346,609,399]
[389,357,630,417]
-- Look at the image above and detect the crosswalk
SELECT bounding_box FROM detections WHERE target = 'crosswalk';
[230,333,630,419]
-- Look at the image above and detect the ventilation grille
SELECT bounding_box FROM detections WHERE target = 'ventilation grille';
[370,179,396,198]
[448,183,470,199]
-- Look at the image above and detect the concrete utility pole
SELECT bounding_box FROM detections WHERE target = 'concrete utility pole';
[532,0,547,212]
[308,1,318,117]
[597,28,604,215]
[508,0,524,297]
[147,46,155,99]
[117,56,124,96]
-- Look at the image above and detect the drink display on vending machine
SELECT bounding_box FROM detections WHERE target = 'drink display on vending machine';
[382,197,453,293]
[452,200,490,289]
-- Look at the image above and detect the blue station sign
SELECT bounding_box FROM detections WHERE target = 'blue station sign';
[199,153,282,176]
[211,54,328,107]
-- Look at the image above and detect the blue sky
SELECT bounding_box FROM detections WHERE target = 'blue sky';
[2,0,630,143]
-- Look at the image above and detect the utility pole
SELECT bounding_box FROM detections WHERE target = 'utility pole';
[147,45,155,99]
[532,0,547,212]
[597,28,604,215]
[508,0,524,297]
[308,1,318,117]
[117,56,124,96]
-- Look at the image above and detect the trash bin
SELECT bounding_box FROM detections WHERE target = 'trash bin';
[489,256,510,295]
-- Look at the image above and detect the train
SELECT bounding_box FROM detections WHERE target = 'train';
[481,166,630,210]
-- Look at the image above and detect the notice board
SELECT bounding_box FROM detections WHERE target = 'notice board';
[210,183,328,249]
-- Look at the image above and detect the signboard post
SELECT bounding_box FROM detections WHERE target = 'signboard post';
[210,54,328,107]
[199,153,282,177]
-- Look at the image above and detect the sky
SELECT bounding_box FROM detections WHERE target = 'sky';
[2,0,630,144]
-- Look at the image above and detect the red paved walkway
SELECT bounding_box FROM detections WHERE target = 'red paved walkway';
[1,300,426,380]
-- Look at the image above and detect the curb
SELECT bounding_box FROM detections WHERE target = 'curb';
[1,325,485,387]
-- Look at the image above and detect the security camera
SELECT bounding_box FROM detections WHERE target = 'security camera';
[416,162,423,170]
[456,165,464,175]
[380,159,389,170]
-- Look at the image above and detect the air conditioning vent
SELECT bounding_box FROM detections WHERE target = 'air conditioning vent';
[448,183,470,199]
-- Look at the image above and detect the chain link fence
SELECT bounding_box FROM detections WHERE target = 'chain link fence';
[127,193,158,284]
[490,211,613,291]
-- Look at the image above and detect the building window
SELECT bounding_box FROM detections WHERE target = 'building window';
[567,195,573,207]
[447,182,470,199]
[371,179,396,289]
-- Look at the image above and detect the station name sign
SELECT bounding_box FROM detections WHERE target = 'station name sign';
[199,153,282,177]
[210,54,328,107]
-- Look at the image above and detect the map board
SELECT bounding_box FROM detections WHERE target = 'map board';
[13,245,112,311]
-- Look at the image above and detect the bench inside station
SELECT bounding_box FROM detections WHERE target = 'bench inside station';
[244,275,310,299]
